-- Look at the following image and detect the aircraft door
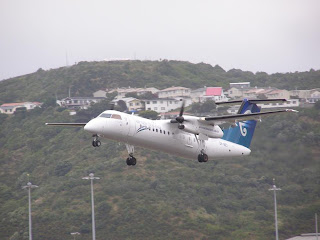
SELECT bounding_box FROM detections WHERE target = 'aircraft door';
[124,116,135,136]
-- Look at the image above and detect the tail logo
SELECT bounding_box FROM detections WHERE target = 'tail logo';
[237,122,247,137]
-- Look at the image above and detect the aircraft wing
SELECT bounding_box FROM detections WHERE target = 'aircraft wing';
[200,109,298,124]
[45,123,87,127]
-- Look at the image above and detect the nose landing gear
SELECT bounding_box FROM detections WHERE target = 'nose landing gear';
[125,144,136,166]
[92,135,101,147]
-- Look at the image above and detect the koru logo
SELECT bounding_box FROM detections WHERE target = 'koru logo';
[237,109,251,137]
[238,122,247,137]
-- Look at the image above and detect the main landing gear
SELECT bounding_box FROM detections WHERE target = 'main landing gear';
[126,154,137,166]
[198,150,208,163]
[125,144,136,166]
[92,135,101,147]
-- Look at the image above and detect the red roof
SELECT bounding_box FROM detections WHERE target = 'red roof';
[1,102,41,107]
[205,87,222,96]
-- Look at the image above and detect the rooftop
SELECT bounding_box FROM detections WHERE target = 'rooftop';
[1,102,41,107]
[205,87,222,96]
[158,86,190,92]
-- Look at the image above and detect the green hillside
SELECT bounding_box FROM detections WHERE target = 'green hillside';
[0,60,320,105]
[0,61,319,240]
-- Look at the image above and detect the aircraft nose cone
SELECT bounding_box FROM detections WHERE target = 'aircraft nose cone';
[84,119,97,134]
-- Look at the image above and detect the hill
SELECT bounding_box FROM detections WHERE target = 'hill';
[0,61,319,240]
[0,60,319,105]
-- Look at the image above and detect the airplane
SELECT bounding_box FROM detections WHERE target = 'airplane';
[46,98,298,166]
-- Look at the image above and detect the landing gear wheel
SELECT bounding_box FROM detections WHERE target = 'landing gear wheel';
[92,140,101,147]
[198,153,208,163]
[126,156,137,166]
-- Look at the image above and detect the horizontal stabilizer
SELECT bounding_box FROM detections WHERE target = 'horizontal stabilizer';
[216,99,288,105]
[203,109,298,123]
[45,123,87,127]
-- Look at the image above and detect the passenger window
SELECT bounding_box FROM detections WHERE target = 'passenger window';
[164,131,166,134]
[111,114,122,120]
[156,129,158,132]
[160,130,162,133]
[99,113,112,118]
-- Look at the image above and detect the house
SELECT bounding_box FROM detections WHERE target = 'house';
[229,82,251,89]
[225,87,246,99]
[114,97,145,112]
[93,90,107,98]
[57,97,105,110]
[158,86,191,99]
[202,87,228,103]
[290,89,312,99]
[144,98,190,113]
[191,87,228,103]
[190,87,206,103]
[109,87,159,98]
[263,89,290,99]
[0,102,42,114]
[306,90,320,103]
[243,88,266,98]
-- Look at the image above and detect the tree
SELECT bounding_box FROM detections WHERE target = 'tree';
[125,92,139,98]
[314,100,320,110]
[138,110,158,119]
[42,96,57,108]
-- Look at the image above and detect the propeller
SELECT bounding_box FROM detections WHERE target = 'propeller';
[109,102,115,110]
[176,100,185,123]
[170,100,186,126]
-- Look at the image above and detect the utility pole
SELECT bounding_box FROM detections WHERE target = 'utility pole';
[82,173,100,240]
[22,181,38,240]
[269,178,281,240]
[316,213,319,240]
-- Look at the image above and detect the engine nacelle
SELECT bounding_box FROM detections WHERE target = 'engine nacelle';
[198,124,223,138]
[180,123,223,138]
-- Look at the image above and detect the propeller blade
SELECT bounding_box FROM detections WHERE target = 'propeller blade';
[109,102,115,110]
[179,100,185,117]
[176,100,185,123]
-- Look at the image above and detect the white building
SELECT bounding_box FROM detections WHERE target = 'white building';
[108,87,159,98]
[144,98,190,113]
[201,87,228,103]
[226,87,246,99]
[57,97,105,110]
[158,86,191,99]
[190,87,206,103]
[306,91,320,103]
[93,90,107,98]
[229,82,251,89]
[0,102,42,114]
[191,87,228,103]
[114,97,145,112]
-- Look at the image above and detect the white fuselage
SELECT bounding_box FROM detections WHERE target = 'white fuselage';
[84,110,251,160]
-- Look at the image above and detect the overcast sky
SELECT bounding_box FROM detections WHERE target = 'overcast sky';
[1,0,320,80]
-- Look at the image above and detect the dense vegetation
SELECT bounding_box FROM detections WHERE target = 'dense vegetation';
[0,60,320,105]
[0,61,319,240]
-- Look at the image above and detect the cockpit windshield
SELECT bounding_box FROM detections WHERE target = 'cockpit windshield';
[99,113,122,120]
[111,114,122,120]
[99,113,112,118]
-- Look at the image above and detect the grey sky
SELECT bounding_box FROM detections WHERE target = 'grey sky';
[1,0,320,80]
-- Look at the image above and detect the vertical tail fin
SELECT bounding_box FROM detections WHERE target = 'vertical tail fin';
[222,99,260,148]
